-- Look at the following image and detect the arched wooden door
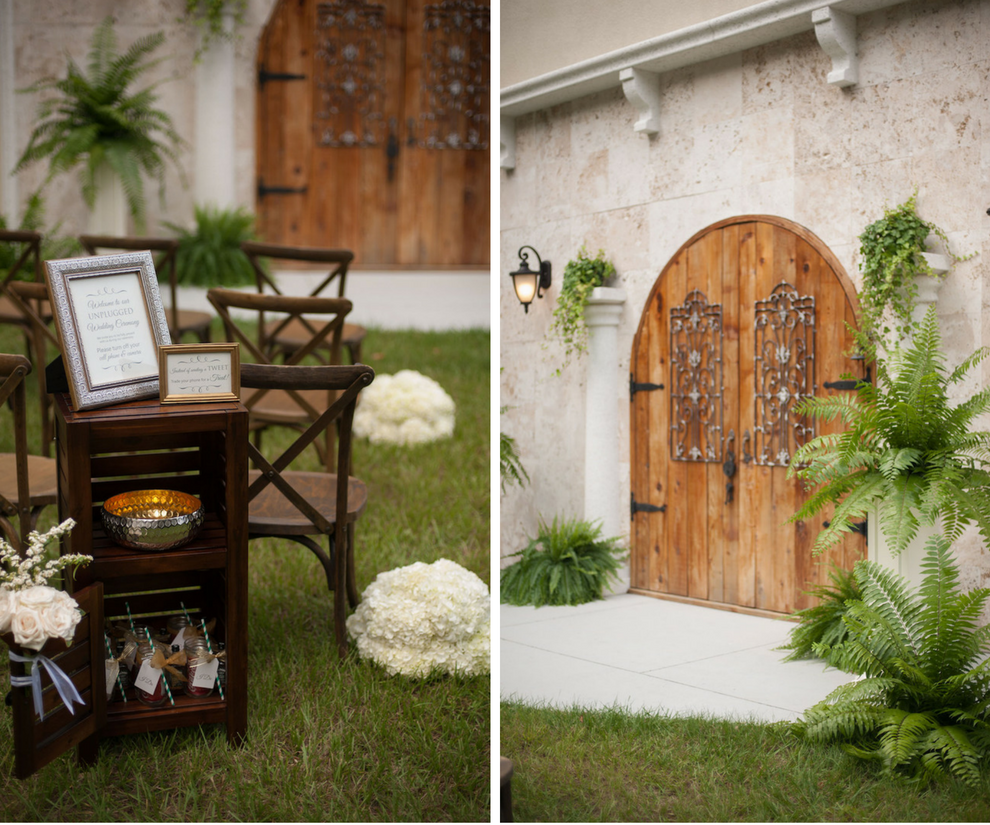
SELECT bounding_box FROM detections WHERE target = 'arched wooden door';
[630,216,867,615]
[256,0,490,266]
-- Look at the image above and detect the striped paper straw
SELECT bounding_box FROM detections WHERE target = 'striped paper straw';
[146,627,174,707]
[105,634,127,703]
[199,619,224,700]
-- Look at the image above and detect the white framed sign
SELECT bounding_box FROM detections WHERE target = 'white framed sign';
[159,344,241,404]
[45,252,172,411]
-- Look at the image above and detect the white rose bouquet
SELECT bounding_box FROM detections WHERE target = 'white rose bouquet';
[346,558,489,678]
[352,369,455,446]
[1,519,91,720]
[0,519,91,651]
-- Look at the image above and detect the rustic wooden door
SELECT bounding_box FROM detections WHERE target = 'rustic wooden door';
[630,216,867,615]
[256,0,490,266]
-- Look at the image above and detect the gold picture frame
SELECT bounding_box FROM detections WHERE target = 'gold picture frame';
[159,344,241,404]
[45,252,172,411]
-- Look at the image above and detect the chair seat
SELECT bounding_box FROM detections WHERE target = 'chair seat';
[247,470,367,535]
[0,454,58,506]
[247,388,335,425]
[167,308,213,341]
[265,317,367,350]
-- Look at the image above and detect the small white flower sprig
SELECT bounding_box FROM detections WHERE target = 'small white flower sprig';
[0,519,89,591]
[353,369,456,446]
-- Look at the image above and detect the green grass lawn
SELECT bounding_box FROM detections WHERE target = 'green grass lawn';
[501,702,990,822]
[0,323,490,821]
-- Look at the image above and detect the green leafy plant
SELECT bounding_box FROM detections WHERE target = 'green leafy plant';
[787,303,990,557]
[14,16,185,232]
[500,430,529,494]
[0,194,82,279]
[500,516,625,607]
[858,191,972,344]
[164,204,260,287]
[545,246,615,370]
[793,535,990,787]
[181,0,247,60]
[778,563,861,669]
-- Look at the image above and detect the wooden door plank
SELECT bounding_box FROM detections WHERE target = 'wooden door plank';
[647,286,670,593]
[736,223,758,608]
[666,249,689,596]
[720,224,741,606]
[631,319,650,589]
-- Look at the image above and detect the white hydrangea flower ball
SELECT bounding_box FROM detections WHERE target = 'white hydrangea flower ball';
[346,558,490,678]
[352,370,455,446]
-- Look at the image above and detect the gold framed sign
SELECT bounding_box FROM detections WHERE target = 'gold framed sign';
[159,344,240,404]
[45,252,172,411]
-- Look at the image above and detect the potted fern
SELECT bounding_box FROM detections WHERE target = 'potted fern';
[500,517,625,607]
[787,304,990,584]
[14,16,185,234]
[545,246,615,371]
[858,191,971,345]
[164,204,260,287]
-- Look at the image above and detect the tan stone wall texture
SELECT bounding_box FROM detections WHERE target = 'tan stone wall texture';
[6,0,277,235]
[500,0,990,596]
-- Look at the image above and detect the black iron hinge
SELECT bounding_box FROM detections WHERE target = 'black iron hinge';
[631,492,666,520]
[823,518,868,538]
[259,67,307,86]
[823,366,872,391]
[257,178,308,199]
[630,372,664,399]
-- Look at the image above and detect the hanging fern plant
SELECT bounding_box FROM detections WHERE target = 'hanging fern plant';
[545,246,615,371]
[793,535,990,787]
[787,303,990,557]
[857,191,972,344]
[14,17,185,233]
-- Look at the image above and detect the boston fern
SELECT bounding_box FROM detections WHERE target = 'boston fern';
[788,304,990,556]
[794,536,990,786]
[165,204,259,287]
[501,517,625,607]
[778,563,861,670]
[15,16,184,231]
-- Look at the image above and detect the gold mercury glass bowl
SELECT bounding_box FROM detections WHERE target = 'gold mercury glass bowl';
[102,490,205,551]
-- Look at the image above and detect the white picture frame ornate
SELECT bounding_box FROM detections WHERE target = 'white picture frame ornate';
[45,252,172,411]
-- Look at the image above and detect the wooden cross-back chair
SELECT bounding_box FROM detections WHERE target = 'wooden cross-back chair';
[207,287,352,471]
[6,281,60,453]
[0,230,54,453]
[0,353,57,550]
[240,241,366,364]
[240,361,374,658]
[78,235,212,343]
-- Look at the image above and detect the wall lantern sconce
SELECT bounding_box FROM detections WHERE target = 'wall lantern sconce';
[509,246,552,313]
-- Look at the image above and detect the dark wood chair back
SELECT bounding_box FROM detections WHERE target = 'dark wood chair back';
[78,235,212,342]
[240,241,365,364]
[207,288,352,471]
[7,280,59,451]
[240,361,375,658]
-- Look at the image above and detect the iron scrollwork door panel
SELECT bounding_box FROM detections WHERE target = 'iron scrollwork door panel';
[752,282,816,467]
[670,289,723,463]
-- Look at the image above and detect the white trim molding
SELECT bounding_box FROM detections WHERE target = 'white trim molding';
[812,6,859,87]
[500,0,905,162]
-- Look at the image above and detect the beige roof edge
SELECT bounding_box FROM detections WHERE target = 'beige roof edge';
[500,0,906,117]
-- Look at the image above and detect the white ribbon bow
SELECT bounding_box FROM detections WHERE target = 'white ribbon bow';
[8,649,86,721]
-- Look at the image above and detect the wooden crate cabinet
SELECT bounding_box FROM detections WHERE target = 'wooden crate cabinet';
[8,394,249,778]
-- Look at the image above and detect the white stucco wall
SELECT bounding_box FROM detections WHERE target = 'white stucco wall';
[500,0,990,594]
[2,0,277,233]
[501,0,764,87]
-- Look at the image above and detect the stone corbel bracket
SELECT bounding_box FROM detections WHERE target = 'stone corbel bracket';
[500,115,516,170]
[812,6,858,87]
[619,67,661,135]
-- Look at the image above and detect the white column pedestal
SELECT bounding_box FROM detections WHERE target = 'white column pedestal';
[194,12,237,209]
[584,287,627,593]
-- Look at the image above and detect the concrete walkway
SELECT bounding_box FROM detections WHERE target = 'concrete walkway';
[501,593,854,723]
